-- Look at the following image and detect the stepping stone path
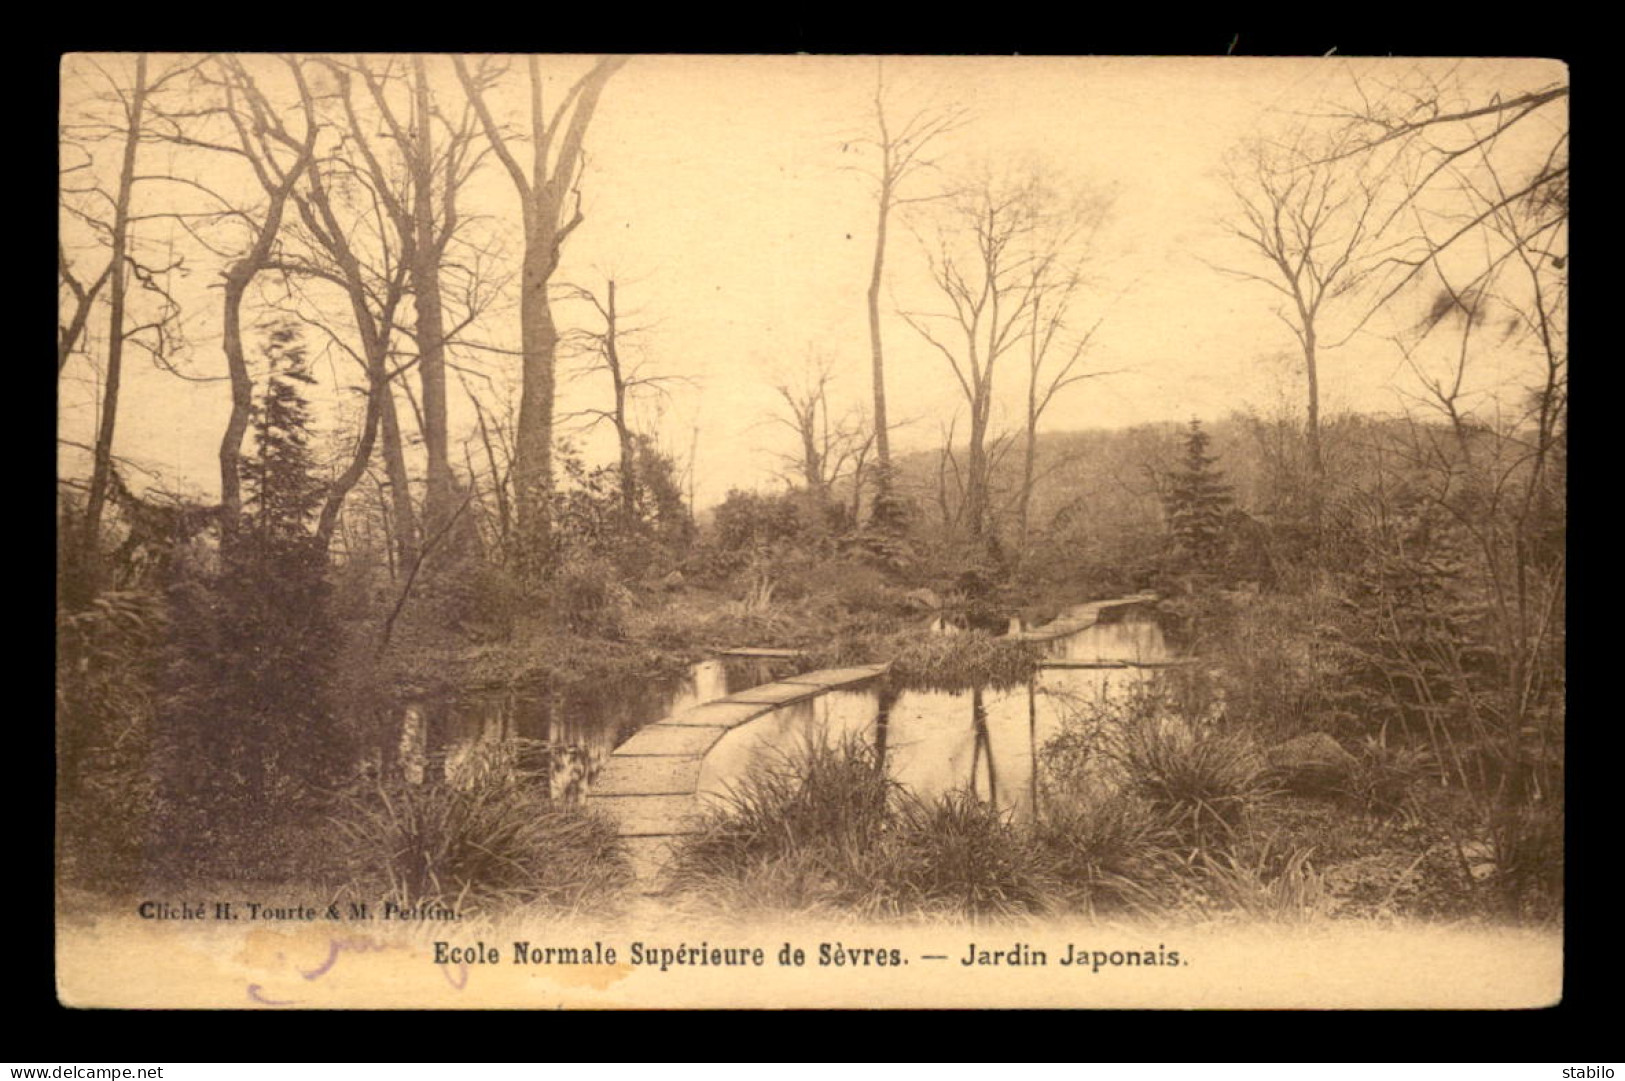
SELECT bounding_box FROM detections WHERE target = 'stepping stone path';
[587,663,890,891]
[1008,591,1160,644]
[588,592,1160,892]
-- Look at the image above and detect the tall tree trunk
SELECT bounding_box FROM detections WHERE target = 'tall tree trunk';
[965,392,991,543]
[606,280,637,531]
[379,383,419,569]
[455,54,626,583]
[867,185,892,499]
[1303,322,1324,530]
[514,242,559,580]
[411,57,455,535]
[80,55,148,583]
[1018,368,1038,556]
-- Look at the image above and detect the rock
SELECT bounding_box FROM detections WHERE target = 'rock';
[1267,732,1357,794]
[660,570,686,592]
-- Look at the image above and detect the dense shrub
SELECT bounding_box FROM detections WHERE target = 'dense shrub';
[670,734,1055,919]
[330,739,631,918]
[1032,794,1181,916]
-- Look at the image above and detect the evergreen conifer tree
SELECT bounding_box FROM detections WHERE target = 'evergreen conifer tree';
[157,324,343,869]
[1164,418,1235,570]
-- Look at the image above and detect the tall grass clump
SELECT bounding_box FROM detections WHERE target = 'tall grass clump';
[887,631,1040,691]
[670,732,1056,919]
[1049,677,1273,853]
[888,791,1055,919]
[1032,794,1183,917]
[1114,717,1272,848]
[1196,843,1331,923]
[670,732,893,900]
[329,739,631,918]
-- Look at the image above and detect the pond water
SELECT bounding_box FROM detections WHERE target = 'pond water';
[392,655,798,797]
[696,607,1174,822]
[386,601,1174,817]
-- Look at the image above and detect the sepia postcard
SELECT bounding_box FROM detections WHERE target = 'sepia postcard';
[56,52,1567,1009]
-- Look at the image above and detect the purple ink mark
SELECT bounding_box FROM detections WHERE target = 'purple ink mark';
[301,936,387,980]
[247,983,299,1006]
[442,962,469,990]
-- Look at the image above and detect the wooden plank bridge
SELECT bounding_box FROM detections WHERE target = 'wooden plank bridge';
[587,591,1161,890]
[586,664,890,889]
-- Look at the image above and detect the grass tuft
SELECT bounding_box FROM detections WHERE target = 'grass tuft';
[328,738,631,918]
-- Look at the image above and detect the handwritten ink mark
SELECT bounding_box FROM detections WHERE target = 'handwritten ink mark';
[247,983,299,1006]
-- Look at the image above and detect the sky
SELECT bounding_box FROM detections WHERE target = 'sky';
[58,54,1567,510]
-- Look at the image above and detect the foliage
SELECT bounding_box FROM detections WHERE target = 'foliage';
[710,488,816,554]
[55,588,165,885]
[553,436,693,576]
[1196,843,1332,923]
[547,553,634,637]
[888,790,1054,919]
[330,738,631,917]
[1031,793,1182,917]
[885,632,1040,692]
[670,733,1054,919]
[1339,737,1435,818]
[1162,418,1235,570]
[1070,679,1275,849]
[152,326,347,876]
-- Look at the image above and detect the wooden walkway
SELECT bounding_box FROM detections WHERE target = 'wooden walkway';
[588,591,1160,890]
[587,663,889,889]
[1007,591,1160,643]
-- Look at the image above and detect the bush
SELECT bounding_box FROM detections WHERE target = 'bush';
[56,589,164,887]
[887,632,1040,691]
[889,791,1055,919]
[673,733,893,881]
[1196,843,1332,923]
[1339,737,1434,818]
[1032,793,1182,917]
[329,739,631,918]
[1485,799,1564,922]
[670,733,1055,919]
[549,554,633,637]
[1113,716,1272,848]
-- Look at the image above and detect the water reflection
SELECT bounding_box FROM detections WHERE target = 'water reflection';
[698,609,1170,821]
[392,655,795,799]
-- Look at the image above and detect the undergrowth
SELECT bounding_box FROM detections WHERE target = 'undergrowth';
[328,738,631,919]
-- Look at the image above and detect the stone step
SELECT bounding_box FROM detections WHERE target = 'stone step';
[720,681,825,706]
[594,754,707,796]
[614,724,731,757]
[588,793,707,837]
[661,700,774,728]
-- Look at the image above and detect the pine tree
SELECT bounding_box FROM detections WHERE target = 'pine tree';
[157,324,344,869]
[240,323,323,551]
[1164,418,1234,570]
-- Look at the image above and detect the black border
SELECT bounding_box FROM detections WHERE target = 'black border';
[34,21,1596,1056]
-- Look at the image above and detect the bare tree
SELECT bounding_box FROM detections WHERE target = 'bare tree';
[174,56,323,544]
[69,55,150,582]
[852,61,965,518]
[1013,189,1117,556]
[453,54,628,582]
[344,56,493,538]
[901,170,1058,546]
[1324,70,1567,308]
[60,55,193,592]
[1371,73,1566,805]
[1215,129,1394,525]
[768,351,872,515]
[558,277,684,531]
